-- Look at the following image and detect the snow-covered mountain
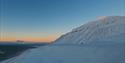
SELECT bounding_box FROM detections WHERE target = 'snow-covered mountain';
[55,16,125,44]
[1,16,125,63]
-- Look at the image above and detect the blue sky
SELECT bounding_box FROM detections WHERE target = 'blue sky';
[0,0,125,42]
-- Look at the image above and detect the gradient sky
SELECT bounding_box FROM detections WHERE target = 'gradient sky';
[0,0,125,42]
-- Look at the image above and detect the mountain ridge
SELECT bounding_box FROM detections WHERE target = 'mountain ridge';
[54,16,125,44]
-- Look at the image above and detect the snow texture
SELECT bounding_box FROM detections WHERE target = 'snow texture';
[54,16,125,44]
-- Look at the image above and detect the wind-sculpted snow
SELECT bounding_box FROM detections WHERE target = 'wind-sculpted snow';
[1,16,125,63]
[55,16,125,44]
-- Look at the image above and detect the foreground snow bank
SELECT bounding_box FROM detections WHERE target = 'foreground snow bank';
[1,43,125,63]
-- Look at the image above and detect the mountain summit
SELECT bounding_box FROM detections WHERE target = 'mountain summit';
[55,16,125,44]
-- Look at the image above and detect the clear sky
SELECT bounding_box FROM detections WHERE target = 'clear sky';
[0,0,125,42]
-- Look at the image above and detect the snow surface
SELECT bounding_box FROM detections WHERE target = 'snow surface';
[55,16,125,44]
[1,16,125,63]
[1,44,125,63]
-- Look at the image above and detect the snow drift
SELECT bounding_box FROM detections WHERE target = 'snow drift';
[1,16,125,63]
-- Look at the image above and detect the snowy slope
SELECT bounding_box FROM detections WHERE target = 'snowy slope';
[1,43,125,63]
[54,16,125,44]
[1,16,125,63]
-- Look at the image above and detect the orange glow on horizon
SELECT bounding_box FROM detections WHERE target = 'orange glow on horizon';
[0,37,17,42]
[0,35,59,42]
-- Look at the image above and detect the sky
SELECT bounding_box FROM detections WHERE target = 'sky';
[0,0,125,42]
